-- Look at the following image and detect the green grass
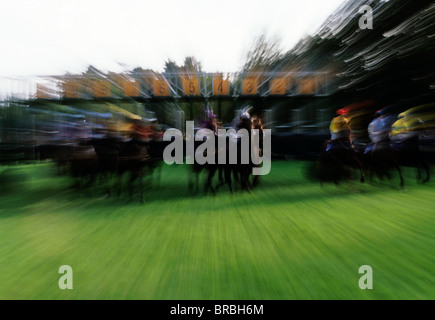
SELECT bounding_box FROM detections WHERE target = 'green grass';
[0,161,434,300]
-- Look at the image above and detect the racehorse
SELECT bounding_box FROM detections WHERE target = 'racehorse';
[88,133,122,198]
[190,139,221,194]
[317,137,367,185]
[189,133,255,195]
[317,101,381,186]
[117,138,151,203]
[35,142,76,175]
[189,106,255,194]
[88,132,152,202]
[363,100,434,188]
[66,143,99,194]
[189,107,225,194]
[365,135,430,188]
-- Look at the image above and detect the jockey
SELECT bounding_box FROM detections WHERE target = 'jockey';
[336,100,377,152]
[390,107,424,153]
[233,106,253,154]
[202,104,219,135]
[252,116,263,156]
[365,110,396,154]
[329,114,350,140]
[130,119,151,142]
[236,106,253,132]
[251,115,263,187]
[326,114,351,152]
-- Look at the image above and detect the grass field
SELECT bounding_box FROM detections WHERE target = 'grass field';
[0,160,434,300]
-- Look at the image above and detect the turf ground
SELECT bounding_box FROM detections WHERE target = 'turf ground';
[0,161,434,300]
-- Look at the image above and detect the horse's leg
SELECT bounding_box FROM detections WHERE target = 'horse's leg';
[363,153,375,183]
[225,165,234,193]
[139,173,144,203]
[355,156,366,183]
[206,166,217,194]
[84,170,95,193]
[373,153,392,187]
[366,155,375,183]
[246,166,253,190]
[101,171,111,198]
[56,160,63,176]
[241,166,251,192]
[233,166,240,184]
[217,165,224,188]
[204,169,210,194]
[388,150,404,189]
[128,172,135,202]
[195,169,200,193]
[333,165,340,185]
[239,166,246,190]
[117,171,124,199]
[415,157,422,182]
[383,161,392,181]
[331,155,342,185]
[252,171,260,187]
[418,156,430,183]
[374,159,383,181]
[372,153,386,182]
[156,162,162,188]
[215,166,223,191]
[145,163,153,189]
[188,167,194,192]
[72,175,81,197]
[394,161,404,189]
[411,156,427,183]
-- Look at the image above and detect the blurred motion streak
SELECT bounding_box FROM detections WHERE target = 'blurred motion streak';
[0,0,435,196]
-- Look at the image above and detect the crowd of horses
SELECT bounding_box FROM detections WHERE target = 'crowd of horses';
[29,136,260,202]
[315,99,435,188]
[316,134,432,188]
[56,120,263,201]
[0,106,263,202]
[32,133,165,203]
[31,129,433,203]
[1,99,435,202]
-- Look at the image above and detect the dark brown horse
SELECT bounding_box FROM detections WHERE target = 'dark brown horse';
[89,135,152,202]
[317,138,367,185]
[365,136,430,188]
[117,138,151,203]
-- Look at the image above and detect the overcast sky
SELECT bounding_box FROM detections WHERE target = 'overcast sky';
[0,0,345,78]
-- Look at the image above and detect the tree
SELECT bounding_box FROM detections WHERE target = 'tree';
[164,59,180,74]
[181,56,202,74]
[242,34,283,73]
